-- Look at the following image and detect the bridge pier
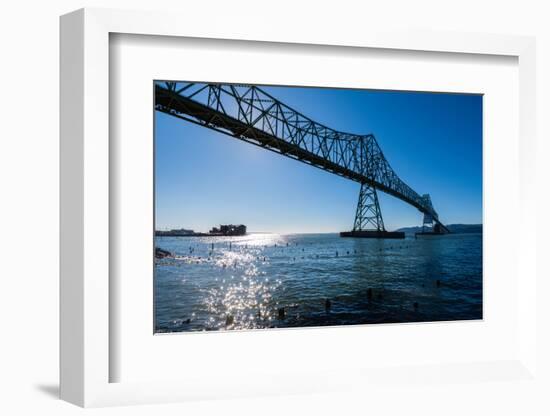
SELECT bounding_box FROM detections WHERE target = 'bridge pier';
[414,201,450,236]
[340,183,405,239]
[340,230,405,239]
[415,218,447,236]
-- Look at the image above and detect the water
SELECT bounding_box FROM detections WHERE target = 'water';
[154,233,482,332]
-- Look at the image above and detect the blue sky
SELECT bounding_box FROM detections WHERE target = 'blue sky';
[155,84,482,234]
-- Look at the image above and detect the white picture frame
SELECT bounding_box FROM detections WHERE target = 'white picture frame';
[60,7,538,408]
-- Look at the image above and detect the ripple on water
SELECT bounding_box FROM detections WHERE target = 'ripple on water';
[154,233,482,332]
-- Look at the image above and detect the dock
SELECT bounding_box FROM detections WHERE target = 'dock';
[340,230,405,239]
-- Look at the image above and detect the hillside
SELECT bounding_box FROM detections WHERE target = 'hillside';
[396,224,482,234]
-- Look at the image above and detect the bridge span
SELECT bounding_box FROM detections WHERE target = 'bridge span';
[155,82,450,238]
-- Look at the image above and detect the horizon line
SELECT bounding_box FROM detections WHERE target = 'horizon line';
[155,223,483,235]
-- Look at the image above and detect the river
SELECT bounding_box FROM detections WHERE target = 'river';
[154,232,482,332]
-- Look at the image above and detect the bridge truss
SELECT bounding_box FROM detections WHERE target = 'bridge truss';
[155,81,449,234]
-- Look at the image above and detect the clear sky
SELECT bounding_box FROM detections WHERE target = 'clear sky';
[155,83,482,234]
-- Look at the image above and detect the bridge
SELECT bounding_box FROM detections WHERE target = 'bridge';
[155,82,450,238]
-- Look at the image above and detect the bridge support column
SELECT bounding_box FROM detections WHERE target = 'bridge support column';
[413,193,449,236]
[354,182,385,232]
[415,212,447,237]
[340,183,405,239]
[422,212,434,233]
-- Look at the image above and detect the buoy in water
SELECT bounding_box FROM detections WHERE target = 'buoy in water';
[325,298,332,311]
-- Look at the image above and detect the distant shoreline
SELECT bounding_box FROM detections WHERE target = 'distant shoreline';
[156,224,247,237]
[155,232,224,237]
[396,224,482,234]
[155,225,483,237]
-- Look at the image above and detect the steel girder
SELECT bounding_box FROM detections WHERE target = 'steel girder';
[155,82,449,233]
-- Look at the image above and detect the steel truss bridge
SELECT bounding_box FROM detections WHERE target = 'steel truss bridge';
[155,81,450,237]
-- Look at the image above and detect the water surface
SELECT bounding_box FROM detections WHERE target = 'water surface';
[154,233,482,332]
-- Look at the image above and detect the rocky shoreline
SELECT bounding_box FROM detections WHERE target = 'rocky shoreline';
[155,247,173,259]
